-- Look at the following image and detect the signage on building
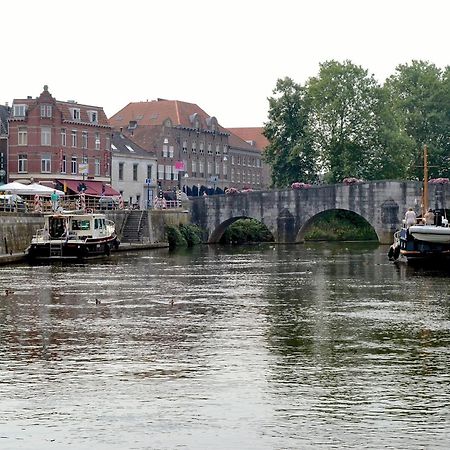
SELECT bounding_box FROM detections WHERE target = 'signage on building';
[175,161,185,171]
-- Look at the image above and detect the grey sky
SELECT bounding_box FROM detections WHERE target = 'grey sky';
[2,0,448,127]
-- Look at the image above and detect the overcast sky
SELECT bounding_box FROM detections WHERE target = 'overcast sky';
[2,0,448,127]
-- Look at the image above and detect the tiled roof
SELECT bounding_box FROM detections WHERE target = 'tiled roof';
[109,99,228,133]
[111,132,156,158]
[227,127,269,150]
[0,105,9,135]
[11,87,110,128]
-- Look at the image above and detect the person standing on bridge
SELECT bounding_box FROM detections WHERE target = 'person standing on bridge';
[404,208,417,228]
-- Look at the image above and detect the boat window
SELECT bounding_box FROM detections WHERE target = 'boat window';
[72,219,90,231]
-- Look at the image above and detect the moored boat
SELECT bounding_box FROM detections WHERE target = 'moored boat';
[27,211,120,261]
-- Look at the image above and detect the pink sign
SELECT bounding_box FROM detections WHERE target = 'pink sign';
[175,161,185,171]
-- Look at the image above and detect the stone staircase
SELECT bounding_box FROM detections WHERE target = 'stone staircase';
[121,210,148,243]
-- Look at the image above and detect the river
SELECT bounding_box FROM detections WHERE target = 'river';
[0,243,449,449]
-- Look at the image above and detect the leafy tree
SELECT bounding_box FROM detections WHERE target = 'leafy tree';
[384,60,450,179]
[263,77,317,187]
[306,60,403,182]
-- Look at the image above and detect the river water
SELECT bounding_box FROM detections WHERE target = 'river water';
[0,243,449,449]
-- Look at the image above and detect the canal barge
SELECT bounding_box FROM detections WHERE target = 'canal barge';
[27,212,120,261]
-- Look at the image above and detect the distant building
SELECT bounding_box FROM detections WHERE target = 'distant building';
[0,104,9,185]
[109,99,268,194]
[227,127,271,188]
[7,86,115,194]
[111,132,158,209]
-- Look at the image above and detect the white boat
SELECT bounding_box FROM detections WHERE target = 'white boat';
[27,211,120,261]
[409,224,450,244]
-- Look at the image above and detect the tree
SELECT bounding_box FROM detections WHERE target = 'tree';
[306,60,405,182]
[384,60,450,179]
[263,77,317,187]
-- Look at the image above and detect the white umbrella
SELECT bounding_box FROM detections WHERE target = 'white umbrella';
[0,182,64,196]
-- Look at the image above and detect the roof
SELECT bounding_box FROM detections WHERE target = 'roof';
[227,127,269,150]
[109,98,228,134]
[11,86,110,128]
[0,105,9,135]
[111,132,156,158]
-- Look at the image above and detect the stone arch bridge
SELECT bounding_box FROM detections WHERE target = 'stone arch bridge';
[189,181,450,244]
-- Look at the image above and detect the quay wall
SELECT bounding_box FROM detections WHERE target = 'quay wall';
[0,209,190,255]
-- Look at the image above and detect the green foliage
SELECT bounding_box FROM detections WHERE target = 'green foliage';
[165,225,187,248]
[179,224,203,246]
[220,219,274,244]
[264,59,449,185]
[304,210,378,241]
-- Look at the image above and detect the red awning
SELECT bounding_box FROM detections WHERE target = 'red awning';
[56,179,120,196]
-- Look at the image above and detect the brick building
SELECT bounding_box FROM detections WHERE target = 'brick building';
[7,86,114,194]
[0,104,9,185]
[109,99,268,194]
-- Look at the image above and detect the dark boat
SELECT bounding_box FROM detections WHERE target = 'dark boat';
[27,211,120,261]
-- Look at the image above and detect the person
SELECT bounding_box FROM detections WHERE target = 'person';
[50,190,60,212]
[404,207,417,228]
[423,208,435,225]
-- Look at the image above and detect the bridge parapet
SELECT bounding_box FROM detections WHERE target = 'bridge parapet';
[189,181,450,244]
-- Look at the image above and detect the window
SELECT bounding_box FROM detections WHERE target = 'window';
[207,162,212,176]
[223,145,228,154]
[173,166,179,181]
[71,130,77,147]
[82,131,88,149]
[61,155,67,174]
[40,104,52,118]
[169,146,174,158]
[165,165,172,180]
[71,108,80,120]
[215,162,220,175]
[223,162,228,177]
[182,140,187,152]
[191,160,197,174]
[133,163,138,181]
[191,142,197,154]
[162,145,168,157]
[105,134,110,151]
[88,110,98,123]
[41,154,51,173]
[61,128,66,146]
[199,161,204,176]
[157,164,164,180]
[95,158,100,176]
[13,104,26,117]
[95,132,100,150]
[118,162,124,181]
[207,143,212,155]
[216,144,220,156]
[231,155,235,165]
[71,156,77,174]
[147,165,153,180]
[18,154,28,173]
[18,127,27,146]
[199,142,204,155]
[41,127,51,146]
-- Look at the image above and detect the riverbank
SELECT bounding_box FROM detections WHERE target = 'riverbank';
[0,241,169,266]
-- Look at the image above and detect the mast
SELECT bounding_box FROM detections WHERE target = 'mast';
[422,144,428,215]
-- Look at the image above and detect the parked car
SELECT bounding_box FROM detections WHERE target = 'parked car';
[0,194,28,212]
[98,196,118,210]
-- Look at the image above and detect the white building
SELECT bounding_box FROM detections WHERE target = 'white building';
[111,133,157,209]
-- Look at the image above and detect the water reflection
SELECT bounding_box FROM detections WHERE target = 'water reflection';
[0,243,449,449]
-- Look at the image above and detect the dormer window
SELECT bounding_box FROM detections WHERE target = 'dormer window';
[71,108,80,120]
[13,104,27,117]
[128,120,137,130]
[88,110,98,123]
[40,104,52,118]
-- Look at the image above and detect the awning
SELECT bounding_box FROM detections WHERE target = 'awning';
[56,179,120,196]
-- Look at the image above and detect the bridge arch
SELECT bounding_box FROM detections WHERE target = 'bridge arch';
[296,208,380,243]
[208,215,275,244]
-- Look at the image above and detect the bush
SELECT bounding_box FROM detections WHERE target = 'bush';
[179,224,203,246]
[221,218,273,244]
[165,225,187,248]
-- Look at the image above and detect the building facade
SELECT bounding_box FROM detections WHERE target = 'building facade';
[0,104,9,185]
[111,132,158,209]
[109,99,268,194]
[7,86,113,191]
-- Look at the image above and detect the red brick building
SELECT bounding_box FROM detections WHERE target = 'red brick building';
[109,99,268,194]
[8,86,113,192]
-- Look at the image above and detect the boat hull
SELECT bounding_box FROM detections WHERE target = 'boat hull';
[27,236,119,261]
[409,225,450,244]
[397,227,450,262]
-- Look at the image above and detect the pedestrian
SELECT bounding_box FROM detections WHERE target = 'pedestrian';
[404,207,417,228]
[50,190,59,212]
[423,208,435,225]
